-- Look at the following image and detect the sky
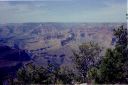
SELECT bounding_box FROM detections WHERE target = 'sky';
[0,0,127,23]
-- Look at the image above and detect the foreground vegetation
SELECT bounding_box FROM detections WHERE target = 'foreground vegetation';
[87,25,128,83]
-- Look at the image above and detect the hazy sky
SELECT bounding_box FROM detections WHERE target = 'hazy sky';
[0,0,126,23]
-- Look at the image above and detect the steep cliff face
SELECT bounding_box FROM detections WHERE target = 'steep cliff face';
[0,45,31,83]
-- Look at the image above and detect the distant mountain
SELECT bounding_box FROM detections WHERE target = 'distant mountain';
[0,23,126,48]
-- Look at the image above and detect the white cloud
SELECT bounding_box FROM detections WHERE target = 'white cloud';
[0,2,48,23]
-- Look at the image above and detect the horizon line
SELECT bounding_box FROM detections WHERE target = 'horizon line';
[0,22,126,24]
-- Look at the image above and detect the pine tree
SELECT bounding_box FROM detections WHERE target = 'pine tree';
[72,41,102,83]
[89,25,128,83]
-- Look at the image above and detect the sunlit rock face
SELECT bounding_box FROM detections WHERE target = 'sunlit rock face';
[0,45,31,82]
